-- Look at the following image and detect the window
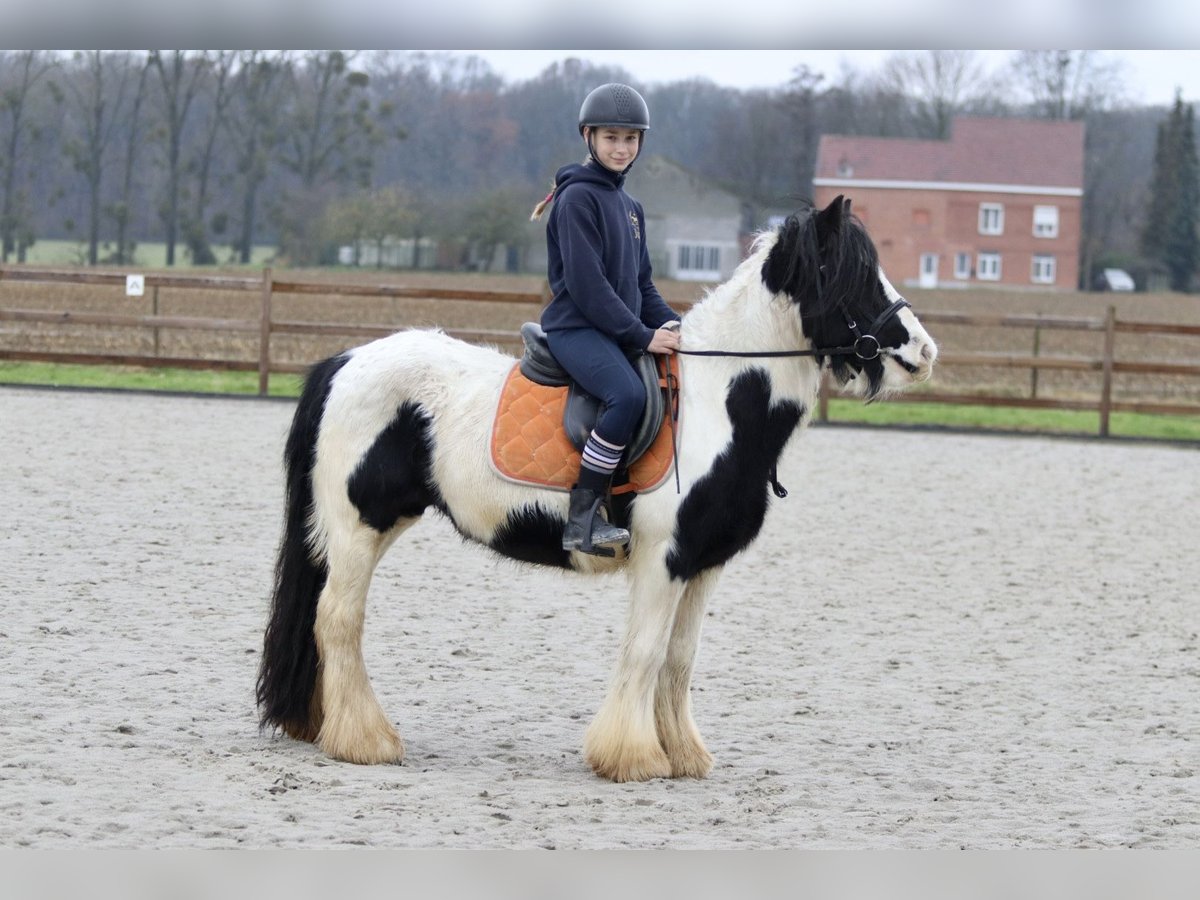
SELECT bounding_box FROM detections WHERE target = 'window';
[954,253,971,279]
[678,244,719,271]
[1032,255,1056,284]
[675,243,722,280]
[977,253,1001,281]
[1033,205,1059,238]
[979,203,1004,236]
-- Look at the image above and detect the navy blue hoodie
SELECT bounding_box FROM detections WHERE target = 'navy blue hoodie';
[540,162,679,349]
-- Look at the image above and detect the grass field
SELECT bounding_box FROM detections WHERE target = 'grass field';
[2,359,1196,443]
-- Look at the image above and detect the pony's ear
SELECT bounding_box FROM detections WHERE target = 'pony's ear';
[814,195,846,243]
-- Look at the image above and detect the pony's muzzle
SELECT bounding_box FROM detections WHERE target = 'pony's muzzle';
[915,342,937,382]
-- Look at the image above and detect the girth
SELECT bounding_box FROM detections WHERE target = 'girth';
[518,322,666,467]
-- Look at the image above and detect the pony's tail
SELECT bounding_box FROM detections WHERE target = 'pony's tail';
[256,352,350,741]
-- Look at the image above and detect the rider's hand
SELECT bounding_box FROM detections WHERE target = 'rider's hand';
[647,323,682,355]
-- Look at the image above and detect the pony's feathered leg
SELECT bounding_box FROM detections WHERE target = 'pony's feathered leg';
[584,540,685,782]
[654,568,722,779]
[313,521,410,765]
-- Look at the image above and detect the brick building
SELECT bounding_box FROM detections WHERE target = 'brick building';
[813,117,1085,291]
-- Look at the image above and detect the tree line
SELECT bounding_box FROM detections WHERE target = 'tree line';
[0,49,1195,289]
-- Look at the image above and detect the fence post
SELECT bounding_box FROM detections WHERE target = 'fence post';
[1099,305,1116,437]
[258,266,273,396]
[1030,317,1041,399]
[818,367,830,422]
[152,284,161,358]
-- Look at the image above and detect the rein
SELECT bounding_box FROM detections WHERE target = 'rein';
[672,299,911,362]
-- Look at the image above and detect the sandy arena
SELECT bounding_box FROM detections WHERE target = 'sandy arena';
[1,384,1198,848]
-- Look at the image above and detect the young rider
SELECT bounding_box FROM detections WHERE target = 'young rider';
[531,83,682,556]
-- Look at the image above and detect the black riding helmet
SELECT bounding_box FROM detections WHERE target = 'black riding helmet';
[578,83,649,174]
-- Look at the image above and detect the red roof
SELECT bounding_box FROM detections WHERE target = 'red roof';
[815,117,1085,189]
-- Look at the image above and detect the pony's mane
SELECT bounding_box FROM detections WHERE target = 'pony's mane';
[761,206,882,322]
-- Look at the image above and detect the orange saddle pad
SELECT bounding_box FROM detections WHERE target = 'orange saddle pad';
[489,356,679,495]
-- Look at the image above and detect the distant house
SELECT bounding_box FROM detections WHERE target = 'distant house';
[338,237,437,269]
[813,117,1085,291]
[525,154,745,283]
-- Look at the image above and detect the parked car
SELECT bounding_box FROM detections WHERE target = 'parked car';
[1099,268,1136,292]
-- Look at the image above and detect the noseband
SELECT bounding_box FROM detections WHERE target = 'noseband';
[840,298,911,361]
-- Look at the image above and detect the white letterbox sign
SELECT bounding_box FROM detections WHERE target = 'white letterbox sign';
[126,274,145,297]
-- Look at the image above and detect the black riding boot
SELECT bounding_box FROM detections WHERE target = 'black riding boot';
[562,488,630,557]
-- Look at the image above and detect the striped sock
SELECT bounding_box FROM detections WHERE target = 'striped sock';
[580,430,625,481]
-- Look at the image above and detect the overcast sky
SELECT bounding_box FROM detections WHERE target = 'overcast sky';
[461,50,1200,108]
[0,0,1196,104]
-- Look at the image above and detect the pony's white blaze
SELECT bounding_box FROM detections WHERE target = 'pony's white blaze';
[256,196,937,782]
[881,268,938,381]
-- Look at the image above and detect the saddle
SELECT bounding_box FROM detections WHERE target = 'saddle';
[488,323,679,495]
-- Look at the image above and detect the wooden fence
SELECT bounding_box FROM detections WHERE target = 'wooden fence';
[2,265,1199,437]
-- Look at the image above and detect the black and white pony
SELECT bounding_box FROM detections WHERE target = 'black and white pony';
[257,196,937,782]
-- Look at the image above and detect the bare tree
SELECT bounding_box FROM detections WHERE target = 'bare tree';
[62,51,139,265]
[881,50,989,138]
[712,90,794,208]
[225,51,291,264]
[784,64,825,197]
[275,51,386,265]
[279,51,374,190]
[185,51,236,265]
[1007,50,1125,120]
[110,55,151,265]
[0,51,57,261]
[821,65,922,139]
[149,50,205,265]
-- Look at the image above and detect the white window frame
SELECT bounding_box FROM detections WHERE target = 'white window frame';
[674,242,722,281]
[1033,205,1059,238]
[1031,255,1056,284]
[977,252,1001,281]
[979,203,1004,236]
[954,252,971,279]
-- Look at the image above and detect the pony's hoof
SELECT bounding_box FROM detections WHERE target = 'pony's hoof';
[668,745,714,779]
[318,719,405,765]
[585,741,673,782]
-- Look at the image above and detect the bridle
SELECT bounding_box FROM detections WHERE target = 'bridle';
[674,297,911,362]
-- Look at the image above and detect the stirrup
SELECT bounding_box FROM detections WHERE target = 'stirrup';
[563,490,628,557]
[563,522,627,557]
